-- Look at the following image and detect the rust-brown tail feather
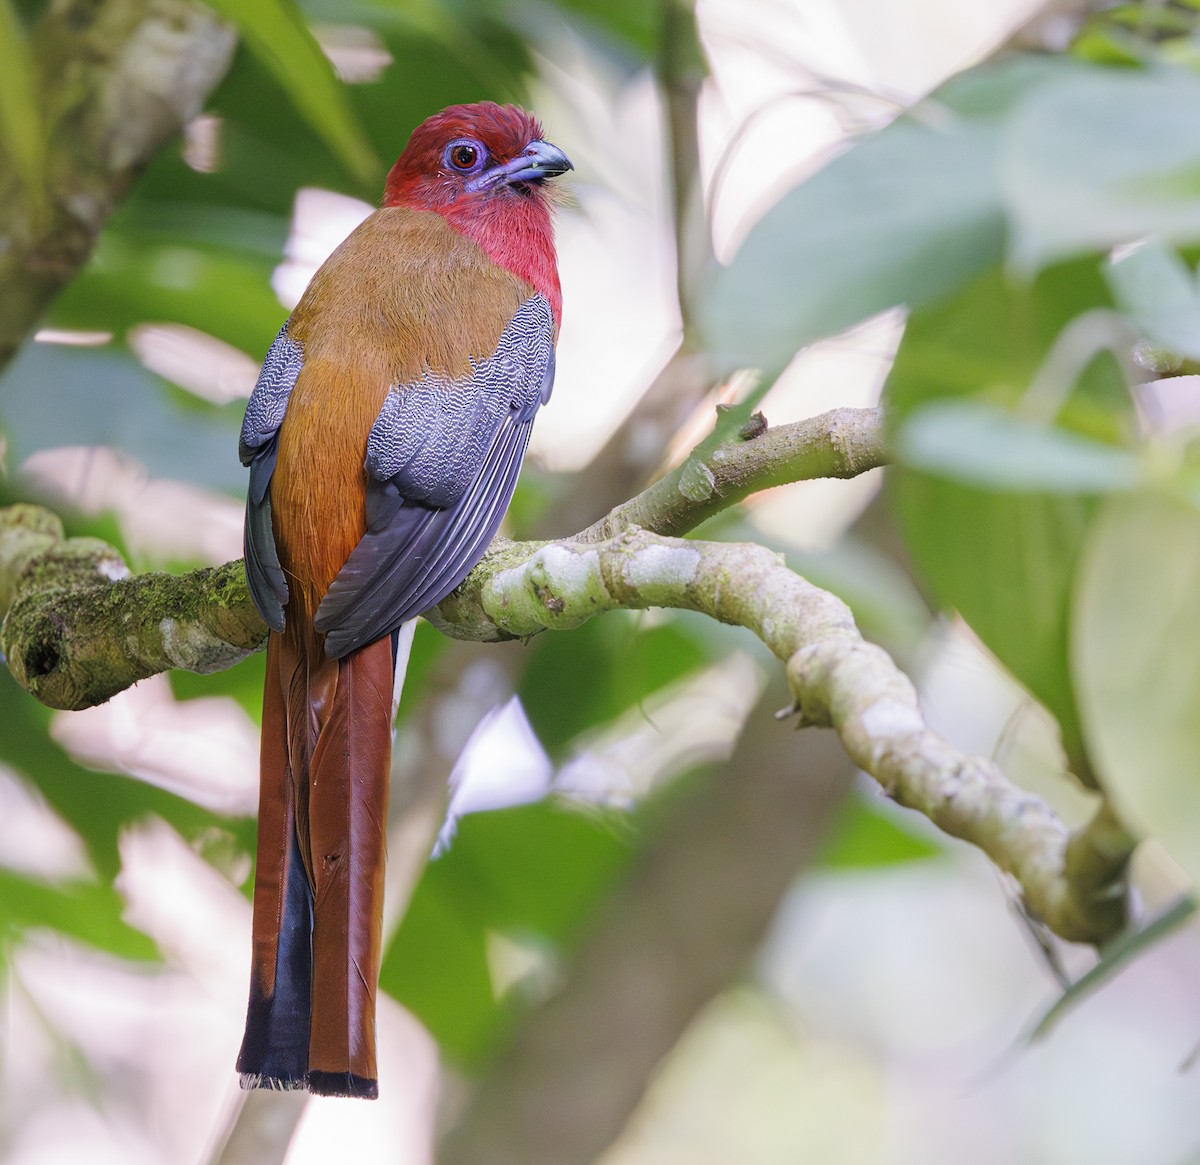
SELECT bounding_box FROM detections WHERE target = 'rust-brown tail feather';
[239,629,394,1099]
[237,632,313,1090]
[307,634,392,1098]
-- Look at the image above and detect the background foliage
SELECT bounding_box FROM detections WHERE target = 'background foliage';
[2,0,1200,1162]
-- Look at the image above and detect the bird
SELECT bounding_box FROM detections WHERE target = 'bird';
[235,102,571,1099]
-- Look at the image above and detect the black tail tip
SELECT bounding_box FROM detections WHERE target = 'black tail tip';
[306,1070,379,1100]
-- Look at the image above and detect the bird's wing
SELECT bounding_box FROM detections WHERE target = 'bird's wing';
[240,323,304,631]
[314,293,555,658]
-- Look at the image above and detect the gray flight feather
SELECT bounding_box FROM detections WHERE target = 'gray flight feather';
[240,322,303,630]
[363,294,553,508]
[240,324,304,463]
[315,293,555,656]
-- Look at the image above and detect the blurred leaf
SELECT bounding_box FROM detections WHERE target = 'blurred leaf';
[819,795,942,868]
[50,219,286,357]
[104,200,290,259]
[0,870,158,962]
[702,55,1092,373]
[1103,4,1200,34]
[895,477,1095,765]
[380,860,495,1062]
[895,400,1141,492]
[1003,66,1200,272]
[887,260,1134,770]
[302,0,538,97]
[381,800,632,1064]
[184,52,355,214]
[1070,27,1149,67]
[393,619,449,725]
[205,20,530,210]
[545,0,659,57]
[0,342,243,493]
[202,0,381,187]
[1105,238,1200,360]
[710,55,1200,372]
[884,259,1128,418]
[1027,896,1196,1041]
[705,114,1004,373]
[1073,490,1200,882]
[518,612,710,759]
[0,670,230,883]
[0,0,45,208]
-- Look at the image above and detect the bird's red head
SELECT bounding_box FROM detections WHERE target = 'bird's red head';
[383,102,572,322]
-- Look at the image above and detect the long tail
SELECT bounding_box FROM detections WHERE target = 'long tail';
[238,628,395,1099]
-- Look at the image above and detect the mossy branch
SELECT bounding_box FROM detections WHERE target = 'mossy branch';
[0,406,886,703]
[0,404,1131,944]
[0,505,263,710]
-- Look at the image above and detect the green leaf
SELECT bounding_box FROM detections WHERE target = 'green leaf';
[886,260,1132,769]
[379,864,496,1063]
[1105,238,1200,360]
[203,0,380,187]
[896,476,1095,765]
[895,400,1141,493]
[702,55,1092,374]
[51,230,286,357]
[1073,490,1200,883]
[0,342,245,494]
[1003,66,1200,272]
[0,0,45,207]
[884,258,1129,420]
[704,114,1005,372]
[518,613,710,759]
[1070,28,1149,67]
[819,795,942,869]
[1027,896,1196,1041]
[381,801,632,1064]
[546,0,659,57]
[0,869,158,962]
[885,245,1147,776]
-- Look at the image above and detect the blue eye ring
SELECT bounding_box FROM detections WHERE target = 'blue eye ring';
[444,138,486,174]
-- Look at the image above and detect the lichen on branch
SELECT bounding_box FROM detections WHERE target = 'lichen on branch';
[439,525,1126,943]
[0,505,262,711]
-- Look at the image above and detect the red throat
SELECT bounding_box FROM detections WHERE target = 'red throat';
[384,185,562,324]
[438,196,562,324]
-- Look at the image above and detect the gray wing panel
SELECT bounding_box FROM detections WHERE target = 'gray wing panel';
[362,294,552,510]
[241,323,303,631]
[314,294,555,657]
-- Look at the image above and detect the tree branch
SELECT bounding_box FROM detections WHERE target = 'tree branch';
[0,404,1131,944]
[442,526,1126,944]
[577,405,886,543]
[0,505,262,710]
[0,0,236,373]
[0,407,884,706]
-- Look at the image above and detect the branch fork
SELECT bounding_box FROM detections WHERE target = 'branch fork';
[0,406,1133,944]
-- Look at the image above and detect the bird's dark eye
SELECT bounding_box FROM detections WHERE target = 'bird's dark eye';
[445,139,484,172]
